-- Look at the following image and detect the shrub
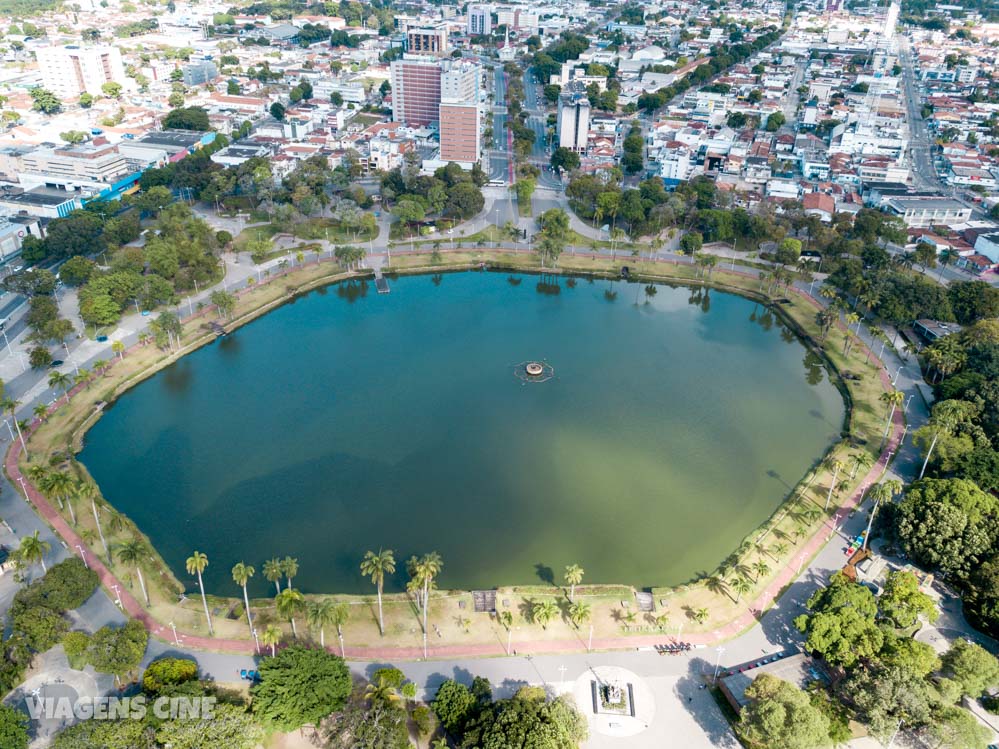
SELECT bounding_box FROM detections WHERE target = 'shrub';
[142,657,199,694]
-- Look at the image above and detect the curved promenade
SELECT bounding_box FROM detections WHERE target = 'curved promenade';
[3,254,905,660]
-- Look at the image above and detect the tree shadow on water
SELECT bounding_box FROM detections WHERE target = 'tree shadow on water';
[534,563,554,585]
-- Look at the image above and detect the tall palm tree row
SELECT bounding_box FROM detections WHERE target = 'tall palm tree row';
[116,540,150,607]
[186,551,214,635]
[231,562,256,642]
[263,558,283,594]
[275,588,305,639]
[360,549,395,636]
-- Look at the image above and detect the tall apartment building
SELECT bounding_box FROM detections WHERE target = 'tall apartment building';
[390,57,443,127]
[35,44,126,99]
[467,5,492,36]
[557,90,591,152]
[406,26,449,55]
[439,62,481,164]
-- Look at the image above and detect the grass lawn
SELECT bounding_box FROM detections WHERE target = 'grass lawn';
[16,250,899,657]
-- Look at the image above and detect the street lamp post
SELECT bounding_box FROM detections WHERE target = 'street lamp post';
[713,646,726,681]
[76,545,88,569]
[252,628,260,655]
[168,621,180,646]
[892,365,903,385]
[904,394,913,413]
[588,623,594,653]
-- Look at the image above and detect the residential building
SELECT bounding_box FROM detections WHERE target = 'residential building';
[35,44,126,99]
[468,5,492,36]
[557,90,590,152]
[391,57,442,127]
[439,61,481,165]
[406,26,449,55]
[182,60,218,87]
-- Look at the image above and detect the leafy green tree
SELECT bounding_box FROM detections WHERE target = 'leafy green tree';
[878,570,937,628]
[765,112,786,131]
[846,664,936,743]
[551,147,580,173]
[30,87,62,114]
[270,102,286,120]
[877,631,940,677]
[79,92,94,108]
[794,572,883,667]
[929,706,992,749]
[154,702,264,749]
[942,639,999,698]
[142,657,198,694]
[101,81,122,99]
[0,705,28,749]
[738,674,830,749]
[58,256,96,286]
[432,679,476,734]
[680,231,703,256]
[894,478,999,579]
[85,620,148,676]
[163,106,210,131]
[461,687,587,748]
[251,646,351,731]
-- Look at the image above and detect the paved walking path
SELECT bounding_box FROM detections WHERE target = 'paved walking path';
[2,250,904,659]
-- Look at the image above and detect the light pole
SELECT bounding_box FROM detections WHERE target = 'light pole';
[3,419,13,440]
[0,327,12,355]
[111,584,122,608]
[892,364,903,385]
[904,394,913,413]
[886,719,904,749]
[252,628,260,655]
[168,621,180,646]
[588,623,594,653]
[713,646,726,681]
[76,545,88,569]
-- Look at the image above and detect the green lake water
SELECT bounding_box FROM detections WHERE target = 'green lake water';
[79,271,845,596]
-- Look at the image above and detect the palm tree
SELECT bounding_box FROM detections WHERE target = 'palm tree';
[73,368,93,390]
[43,470,75,525]
[771,542,789,559]
[692,607,709,624]
[75,482,108,560]
[18,530,50,573]
[365,674,401,704]
[330,602,349,657]
[409,552,443,644]
[112,341,125,360]
[825,458,844,511]
[851,451,873,479]
[564,564,584,601]
[360,549,395,636]
[752,561,771,582]
[568,601,591,629]
[1,397,27,454]
[275,588,305,638]
[306,599,340,649]
[232,562,255,640]
[532,599,558,629]
[261,624,282,657]
[48,370,72,398]
[705,575,730,601]
[731,576,753,603]
[33,403,49,422]
[117,540,150,606]
[880,389,904,444]
[281,556,298,590]
[918,400,967,479]
[186,551,214,635]
[263,558,283,594]
[91,359,109,375]
[862,479,902,551]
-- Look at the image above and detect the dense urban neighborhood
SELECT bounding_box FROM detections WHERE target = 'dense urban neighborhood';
[0,0,997,747]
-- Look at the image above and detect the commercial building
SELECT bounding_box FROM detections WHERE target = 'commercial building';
[468,5,492,36]
[557,90,591,152]
[20,142,130,187]
[35,44,126,99]
[406,26,449,55]
[0,188,82,219]
[883,196,973,228]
